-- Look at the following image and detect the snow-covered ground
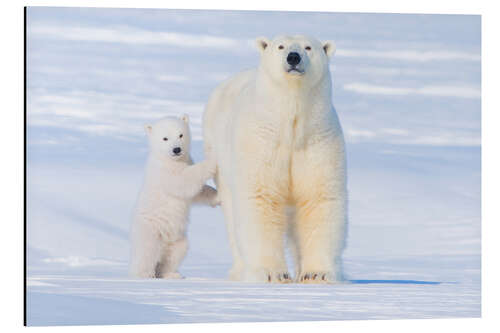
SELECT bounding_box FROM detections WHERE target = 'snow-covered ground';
[26,142,481,325]
[25,7,480,326]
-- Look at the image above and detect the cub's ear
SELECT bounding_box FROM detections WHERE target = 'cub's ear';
[255,37,271,54]
[322,40,336,58]
[181,114,189,124]
[144,124,153,136]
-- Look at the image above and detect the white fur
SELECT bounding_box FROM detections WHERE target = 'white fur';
[203,35,347,284]
[129,115,218,279]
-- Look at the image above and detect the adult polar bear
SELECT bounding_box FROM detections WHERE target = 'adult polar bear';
[203,35,347,283]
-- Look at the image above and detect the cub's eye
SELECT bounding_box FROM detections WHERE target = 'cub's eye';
[305,46,311,51]
[278,45,284,50]
[163,137,168,141]
[179,134,183,138]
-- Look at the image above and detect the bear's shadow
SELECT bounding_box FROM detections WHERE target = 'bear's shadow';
[349,279,443,285]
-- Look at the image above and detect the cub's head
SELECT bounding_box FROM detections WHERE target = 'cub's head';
[144,115,191,160]
[255,35,335,86]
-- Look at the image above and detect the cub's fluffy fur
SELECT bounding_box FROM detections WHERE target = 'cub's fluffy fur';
[129,115,218,279]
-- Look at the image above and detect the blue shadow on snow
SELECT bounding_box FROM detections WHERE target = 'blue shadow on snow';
[350,280,441,285]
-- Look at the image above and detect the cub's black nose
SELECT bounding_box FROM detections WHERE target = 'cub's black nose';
[287,52,301,66]
[173,147,181,154]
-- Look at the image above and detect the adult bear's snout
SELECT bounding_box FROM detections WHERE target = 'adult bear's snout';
[286,52,301,66]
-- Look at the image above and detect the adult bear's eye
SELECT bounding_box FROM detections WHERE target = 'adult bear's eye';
[179,134,183,138]
[305,46,311,51]
[278,45,284,50]
[163,137,168,141]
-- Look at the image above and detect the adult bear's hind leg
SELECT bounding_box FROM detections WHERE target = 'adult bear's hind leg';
[217,175,245,281]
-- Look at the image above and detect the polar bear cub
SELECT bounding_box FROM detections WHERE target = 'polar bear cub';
[129,115,218,279]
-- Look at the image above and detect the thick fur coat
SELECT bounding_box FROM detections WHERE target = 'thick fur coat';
[203,35,347,283]
[129,115,218,279]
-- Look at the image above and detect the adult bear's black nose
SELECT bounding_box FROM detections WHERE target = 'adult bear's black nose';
[287,52,301,66]
[173,147,181,154]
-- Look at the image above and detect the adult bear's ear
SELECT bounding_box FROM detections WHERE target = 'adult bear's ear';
[181,114,189,124]
[255,37,270,54]
[144,124,152,136]
[322,40,336,58]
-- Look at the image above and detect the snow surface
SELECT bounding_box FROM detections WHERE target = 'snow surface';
[26,7,480,326]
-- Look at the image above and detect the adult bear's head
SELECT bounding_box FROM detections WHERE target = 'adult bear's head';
[255,35,335,87]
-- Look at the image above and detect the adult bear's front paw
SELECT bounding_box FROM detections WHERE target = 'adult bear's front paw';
[267,271,292,283]
[297,271,342,284]
[246,268,292,283]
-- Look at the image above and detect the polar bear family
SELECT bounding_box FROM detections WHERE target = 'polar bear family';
[131,35,347,284]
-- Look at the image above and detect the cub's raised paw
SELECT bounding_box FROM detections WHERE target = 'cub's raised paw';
[204,157,218,177]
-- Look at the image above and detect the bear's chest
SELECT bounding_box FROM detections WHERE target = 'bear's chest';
[247,100,315,152]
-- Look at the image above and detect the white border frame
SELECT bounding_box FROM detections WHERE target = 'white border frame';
[2,1,498,332]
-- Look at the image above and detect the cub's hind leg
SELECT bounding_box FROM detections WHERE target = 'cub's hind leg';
[158,237,188,279]
[129,225,163,278]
